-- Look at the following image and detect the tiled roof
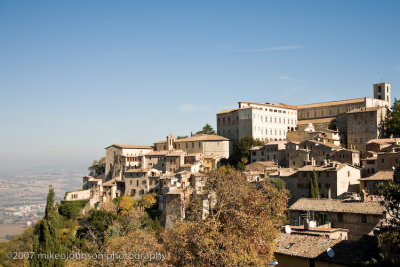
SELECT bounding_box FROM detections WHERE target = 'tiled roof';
[276,233,379,264]
[105,144,153,150]
[276,233,341,258]
[289,198,386,215]
[297,97,365,109]
[359,171,394,181]
[366,138,400,145]
[146,150,169,156]
[174,134,230,142]
[216,108,237,115]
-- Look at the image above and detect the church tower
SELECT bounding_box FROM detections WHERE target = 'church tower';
[166,133,175,151]
[373,82,391,104]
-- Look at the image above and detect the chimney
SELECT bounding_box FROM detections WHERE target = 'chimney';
[328,188,331,199]
[391,134,394,139]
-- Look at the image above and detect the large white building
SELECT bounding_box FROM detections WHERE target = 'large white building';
[217,101,298,143]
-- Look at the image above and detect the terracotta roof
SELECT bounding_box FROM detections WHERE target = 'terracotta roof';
[216,108,237,115]
[165,151,186,157]
[174,134,230,142]
[146,150,169,156]
[289,198,386,215]
[153,140,167,144]
[105,144,153,150]
[298,117,336,125]
[238,101,298,110]
[297,97,365,109]
[366,138,400,145]
[250,161,277,167]
[359,171,394,181]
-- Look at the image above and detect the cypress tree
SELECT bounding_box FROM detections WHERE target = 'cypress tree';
[31,186,64,267]
[309,171,319,199]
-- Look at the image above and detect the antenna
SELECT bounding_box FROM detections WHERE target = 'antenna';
[284,225,292,234]
[327,248,335,258]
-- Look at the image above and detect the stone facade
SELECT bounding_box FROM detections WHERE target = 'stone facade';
[346,107,387,154]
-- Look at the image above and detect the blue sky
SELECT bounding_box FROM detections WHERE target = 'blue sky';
[0,0,399,172]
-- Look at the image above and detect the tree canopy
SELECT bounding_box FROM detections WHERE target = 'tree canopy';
[380,98,400,138]
[196,124,216,135]
[162,170,288,266]
[228,136,264,170]
[309,171,319,198]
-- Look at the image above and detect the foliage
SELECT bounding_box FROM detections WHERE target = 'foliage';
[377,165,400,227]
[0,226,36,267]
[195,124,215,135]
[228,136,264,168]
[176,135,188,139]
[162,170,288,266]
[79,209,117,244]
[380,98,400,138]
[88,156,106,176]
[117,195,136,215]
[328,119,337,130]
[31,186,64,267]
[58,200,88,219]
[309,171,319,198]
[268,177,286,191]
[138,193,157,209]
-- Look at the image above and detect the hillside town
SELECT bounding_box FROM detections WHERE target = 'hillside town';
[63,82,398,266]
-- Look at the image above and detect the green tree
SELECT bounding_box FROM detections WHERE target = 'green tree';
[196,123,216,135]
[380,98,400,138]
[31,186,64,267]
[328,119,337,130]
[368,166,400,264]
[309,171,319,198]
[228,136,264,168]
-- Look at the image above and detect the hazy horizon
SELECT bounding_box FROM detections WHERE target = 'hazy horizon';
[1,0,399,174]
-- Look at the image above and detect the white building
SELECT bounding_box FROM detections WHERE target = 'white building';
[217,101,298,143]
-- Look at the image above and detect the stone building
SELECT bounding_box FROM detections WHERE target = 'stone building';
[361,156,378,175]
[273,163,362,203]
[346,107,388,154]
[359,171,393,195]
[250,141,287,165]
[377,151,400,171]
[289,198,387,240]
[216,101,298,143]
[104,144,153,181]
[154,134,232,159]
[330,149,360,166]
[296,82,390,131]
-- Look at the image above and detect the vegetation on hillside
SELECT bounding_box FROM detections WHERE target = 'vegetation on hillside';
[0,170,288,267]
[227,136,264,170]
[380,98,400,138]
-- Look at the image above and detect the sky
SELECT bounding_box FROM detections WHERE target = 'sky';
[0,0,399,173]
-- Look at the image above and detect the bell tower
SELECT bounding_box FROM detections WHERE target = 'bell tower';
[166,133,175,151]
[373,82,391,104]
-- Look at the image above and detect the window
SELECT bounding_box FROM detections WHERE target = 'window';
[361,214,367,223]
[131,189,136,195]
[337,213,343,222]
[348,171,350,177]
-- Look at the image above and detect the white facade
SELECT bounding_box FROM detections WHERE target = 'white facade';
[217,101,298,143]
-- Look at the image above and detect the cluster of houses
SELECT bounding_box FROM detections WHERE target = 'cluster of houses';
[65,82,397,266]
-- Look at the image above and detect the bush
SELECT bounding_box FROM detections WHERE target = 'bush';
[58,200,88,219]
